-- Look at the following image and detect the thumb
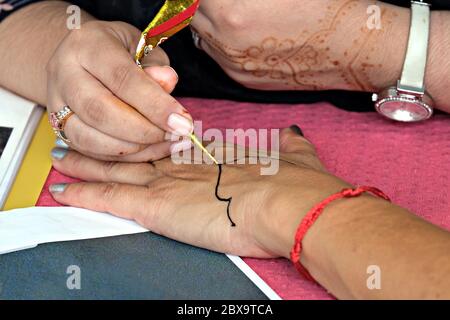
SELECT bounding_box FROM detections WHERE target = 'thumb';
[140,47,178,93]
[279,125,324,170]
[280,125,314,153]
[143,65,179,94]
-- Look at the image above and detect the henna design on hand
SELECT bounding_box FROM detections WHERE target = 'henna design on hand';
[198,0,397,92]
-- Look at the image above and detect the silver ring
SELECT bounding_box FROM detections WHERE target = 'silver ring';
[191,28,203,51]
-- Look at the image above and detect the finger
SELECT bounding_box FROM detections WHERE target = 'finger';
[279,126,315,153]
[63,114,147,156]
[79,37,194,136]
[50,182,150,222]
[143,66,178,94]
[97,140,173,162]
[278,126,324,169]
[58,67,165,144]
[140,46,170,67]
[54,131,172,163]
[51,149,161,185]
[55,139,173,163]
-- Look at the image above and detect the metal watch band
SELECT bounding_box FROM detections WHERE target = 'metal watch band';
[398,1,431,94]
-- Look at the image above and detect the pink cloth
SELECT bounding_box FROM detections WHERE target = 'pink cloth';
[37,99,450,300]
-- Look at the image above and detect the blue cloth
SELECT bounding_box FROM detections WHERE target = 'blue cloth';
[0,232,268,300]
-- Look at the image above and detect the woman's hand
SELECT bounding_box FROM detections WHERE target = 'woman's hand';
[47,20,194,162]
[49,127,350,258]
[192,0,409,93]
[48,126,450,299]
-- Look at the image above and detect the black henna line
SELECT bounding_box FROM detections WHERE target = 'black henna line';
[215,164,236,227]
[214,157,297,228]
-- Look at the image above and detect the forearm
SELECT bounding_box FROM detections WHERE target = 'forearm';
[0,1,94,105]
[278,194,450,299]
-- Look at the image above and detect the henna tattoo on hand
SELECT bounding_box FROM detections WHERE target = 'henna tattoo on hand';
[199,0,397,92]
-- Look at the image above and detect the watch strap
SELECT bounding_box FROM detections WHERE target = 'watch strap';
[398,1,431,94]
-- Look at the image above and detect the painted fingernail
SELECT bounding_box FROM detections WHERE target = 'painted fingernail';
[49,184,67,194]
[51,148,68,160]
[290,125,304,137]
[55,139,70,149]
[168,113,194,136]
[170,140,193,153]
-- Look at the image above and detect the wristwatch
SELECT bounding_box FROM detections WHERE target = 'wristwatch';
[373,1,434,122]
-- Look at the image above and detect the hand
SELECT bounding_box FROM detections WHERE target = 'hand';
[46,20,194,162]
[192,0,408,92]
[49,127,350,258]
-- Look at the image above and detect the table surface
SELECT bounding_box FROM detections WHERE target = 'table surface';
[33,98,450,299]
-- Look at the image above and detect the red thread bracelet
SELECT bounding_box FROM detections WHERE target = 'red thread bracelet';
[290,186,391,282]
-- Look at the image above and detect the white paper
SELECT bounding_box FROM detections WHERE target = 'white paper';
[0,207,148,255]
[0,206,281,300]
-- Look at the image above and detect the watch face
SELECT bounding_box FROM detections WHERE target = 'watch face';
[378,100,431,122]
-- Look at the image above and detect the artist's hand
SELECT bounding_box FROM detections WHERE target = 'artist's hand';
[47,20,193,162]
[192,0,408,92]
[49,127,350,258]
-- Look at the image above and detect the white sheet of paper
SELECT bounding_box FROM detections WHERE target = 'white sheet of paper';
[0,207,148,255]
[0,206,281,300]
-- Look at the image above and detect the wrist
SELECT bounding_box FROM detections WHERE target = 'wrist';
[255,173,351,259]
[299,194,390,279]
[370,4,450,112]
[426,11,450,111]
[360,3,410,92]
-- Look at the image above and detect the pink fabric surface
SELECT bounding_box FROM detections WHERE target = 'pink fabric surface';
[37,98,450,300]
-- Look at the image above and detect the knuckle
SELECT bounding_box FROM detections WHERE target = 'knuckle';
[110,64,132,94]
[82,95,107,126]
[100,182,120,203]
[141,126,165,145]
[101,161,119,179]
[139,181,172,229]
[68,152,84,171]
[217,8,247,32]
[140,195,163,230]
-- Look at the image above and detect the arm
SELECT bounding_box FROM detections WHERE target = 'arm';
[0,1,94,105]
[47,126,450,300]
[0,1,194,163]
[273,193,450,299]
[192,0,450,112]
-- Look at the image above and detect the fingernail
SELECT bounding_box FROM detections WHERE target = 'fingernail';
[55,139,70,149]
[170,140,193,153]
[51,148,68,160]
[168,113,194,136]
[49,184,67,194]
[290,125,304,137]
